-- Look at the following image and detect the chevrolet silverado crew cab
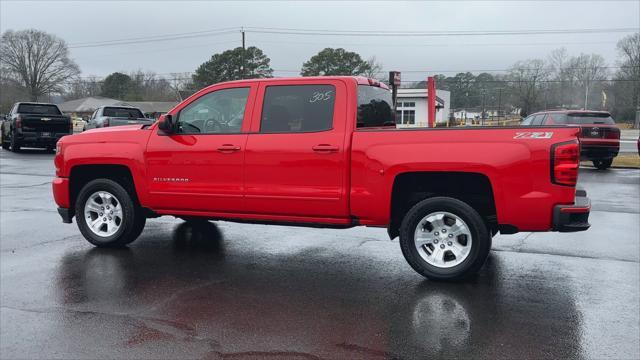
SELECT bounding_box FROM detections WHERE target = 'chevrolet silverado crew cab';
[523,110,620,170]
[52,76,591,280]
[2,102,72,152]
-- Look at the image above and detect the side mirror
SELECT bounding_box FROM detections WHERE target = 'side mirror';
[158,114,175,134]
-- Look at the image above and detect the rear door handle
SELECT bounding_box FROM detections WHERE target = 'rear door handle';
[312,144,339,153]
[217,144,241,152]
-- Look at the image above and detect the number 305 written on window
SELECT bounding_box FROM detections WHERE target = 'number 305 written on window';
[309,91,333,103]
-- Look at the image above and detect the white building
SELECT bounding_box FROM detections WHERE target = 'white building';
[395,88,451,127]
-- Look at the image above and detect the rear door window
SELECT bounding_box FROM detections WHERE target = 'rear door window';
[260,85,335,133]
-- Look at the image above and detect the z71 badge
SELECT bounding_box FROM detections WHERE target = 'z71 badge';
[514,132,553,139]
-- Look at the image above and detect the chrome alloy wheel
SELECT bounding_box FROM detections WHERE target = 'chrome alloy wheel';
[414,211,473,268]
[83,191,123,237]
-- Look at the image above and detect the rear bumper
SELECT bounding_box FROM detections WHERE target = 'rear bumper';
[580,143,619,160]
[16,131,70,147]
[552,188,591,232]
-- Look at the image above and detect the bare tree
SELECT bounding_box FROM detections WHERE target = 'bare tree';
[507,59,550,116]
[0,29,80,101]
[565,54,608,109]
[614,33,640,125]
[547,48,570,107]
[362,56,384,80]
[168,72,195,101]
[65,76,102,100]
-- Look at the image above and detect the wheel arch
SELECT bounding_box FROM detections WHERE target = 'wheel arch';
[68,164,141,218]
[387,171,498,239]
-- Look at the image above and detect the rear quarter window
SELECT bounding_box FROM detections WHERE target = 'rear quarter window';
[357,85,395,128]
[17,104,61,115]
[103,107,144,118]
[562,113,615,125]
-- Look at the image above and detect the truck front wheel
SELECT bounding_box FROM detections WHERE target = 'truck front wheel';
[399,197,491,281]
[75,179,146,247]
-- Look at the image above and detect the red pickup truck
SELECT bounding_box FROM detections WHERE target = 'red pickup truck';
[52,76,590,280]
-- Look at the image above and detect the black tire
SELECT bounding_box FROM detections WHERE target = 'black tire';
[399,197,491,281]
[10,133,20,152]
[592,158,613,170]
[75,178,145,247]
[0,125,8,150]
[1,132,8,150]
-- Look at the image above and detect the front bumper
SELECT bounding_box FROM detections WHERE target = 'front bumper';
[52,177,73,223]
[552,188,591,232]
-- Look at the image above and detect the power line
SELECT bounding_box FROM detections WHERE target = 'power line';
[244,26,637,37]
[68,29,239,49]
[66,26,638,48]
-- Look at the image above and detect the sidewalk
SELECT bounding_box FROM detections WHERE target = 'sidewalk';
[621,129,639,140]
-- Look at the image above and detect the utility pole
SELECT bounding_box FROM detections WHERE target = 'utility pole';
[481,90,486,126]
[497,88,503,121]
[584,79,590,110]
[241,27,246,79]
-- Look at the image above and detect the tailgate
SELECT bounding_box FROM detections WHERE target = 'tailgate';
[21,115,70,133]
[579,125,619,139]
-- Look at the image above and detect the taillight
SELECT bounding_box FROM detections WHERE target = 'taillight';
[551,140,580,186]
[15,115,22,128]
[605,127,620,139]
[103,118,110,127]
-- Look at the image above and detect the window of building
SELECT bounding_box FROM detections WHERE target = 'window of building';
[401,110,416,124]
[260,85,335,133]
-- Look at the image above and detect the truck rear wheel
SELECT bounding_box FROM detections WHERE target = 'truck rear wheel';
[399,197,491,281]
[592,158,613,170]
[10,135,20,152]
[75,179,145,247]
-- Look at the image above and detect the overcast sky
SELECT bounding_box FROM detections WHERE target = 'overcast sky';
[1,0,638,81]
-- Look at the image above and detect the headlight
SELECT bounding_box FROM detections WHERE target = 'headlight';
[56,142,62,155]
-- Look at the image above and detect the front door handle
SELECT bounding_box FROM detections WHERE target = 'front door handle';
[312,144,339,153]
[217,144,241,152]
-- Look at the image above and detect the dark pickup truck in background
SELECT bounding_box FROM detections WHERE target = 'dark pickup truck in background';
[1,102,72,152]
[85,105,155,130]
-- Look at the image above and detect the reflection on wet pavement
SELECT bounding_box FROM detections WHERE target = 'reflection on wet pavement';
[27,221,623,359]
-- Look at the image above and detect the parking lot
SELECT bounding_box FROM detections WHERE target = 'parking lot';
[1,148,638,359]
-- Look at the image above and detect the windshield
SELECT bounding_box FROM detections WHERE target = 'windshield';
[103,107,145,118]
[550,113,615,125]
[17,104,61,115]
[357,85,395,128]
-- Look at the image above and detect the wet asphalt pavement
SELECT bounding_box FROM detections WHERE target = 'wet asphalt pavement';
[1,149,639,360]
